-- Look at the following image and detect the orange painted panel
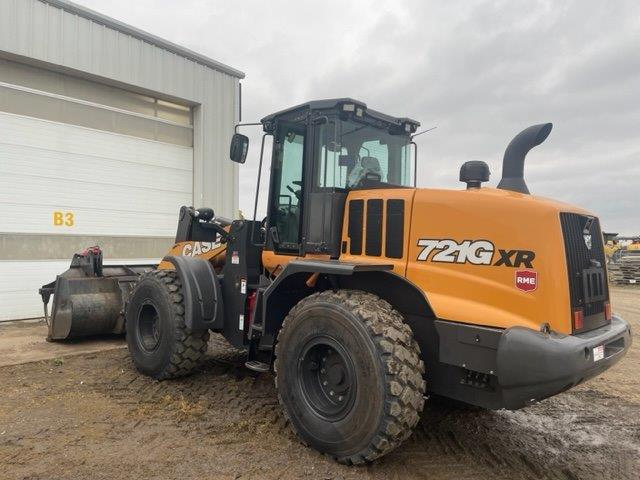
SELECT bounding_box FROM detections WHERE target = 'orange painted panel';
[405,187,591,334]
[338,186,595,334]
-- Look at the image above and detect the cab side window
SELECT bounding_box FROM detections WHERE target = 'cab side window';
[317,122,348,189]
[269,128,305,251]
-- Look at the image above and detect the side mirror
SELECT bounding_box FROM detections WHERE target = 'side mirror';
[229,133,249,164]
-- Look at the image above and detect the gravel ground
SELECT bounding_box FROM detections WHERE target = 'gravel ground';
[0,286,638,480]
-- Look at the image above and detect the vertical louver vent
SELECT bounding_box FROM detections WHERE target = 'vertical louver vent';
[365,199,383,256]
[385,199,404,258]
[346,198,405,259]
[348,200,364,255]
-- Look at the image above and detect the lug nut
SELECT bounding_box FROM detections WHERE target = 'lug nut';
[323,381,328,386]
[329,391,334,396]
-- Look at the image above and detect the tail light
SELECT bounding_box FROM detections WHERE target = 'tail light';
[604,301,612,321]
[573,308,584,331]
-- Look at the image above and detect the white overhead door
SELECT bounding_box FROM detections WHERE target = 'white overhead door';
[0,111,193,320]
[0,65,194,321]
[0,112,193,237]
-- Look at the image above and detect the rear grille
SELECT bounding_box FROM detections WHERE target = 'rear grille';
[560,212,609,331]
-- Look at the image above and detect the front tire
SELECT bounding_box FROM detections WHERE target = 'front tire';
[274,290,426,464]
[126,269,209,380]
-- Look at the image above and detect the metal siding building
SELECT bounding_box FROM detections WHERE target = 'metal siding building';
[0,0,243,320]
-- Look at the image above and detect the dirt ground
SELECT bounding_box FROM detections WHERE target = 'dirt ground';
[1,287,638,480]
[0,320,124,368]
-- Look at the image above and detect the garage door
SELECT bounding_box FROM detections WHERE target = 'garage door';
[0,61,194,321]
[0,112,193,237]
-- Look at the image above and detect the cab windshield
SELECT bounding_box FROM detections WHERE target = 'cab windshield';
[315,119,412,189]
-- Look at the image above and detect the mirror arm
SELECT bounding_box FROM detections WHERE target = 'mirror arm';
[235,122,262,133]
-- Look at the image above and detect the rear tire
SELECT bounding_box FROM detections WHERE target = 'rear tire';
[274,290,426,464]
[126,269,209,380]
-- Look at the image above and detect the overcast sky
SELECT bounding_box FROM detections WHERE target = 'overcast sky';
[77,0,640,235]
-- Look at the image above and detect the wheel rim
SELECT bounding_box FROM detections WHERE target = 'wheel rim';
[138,302,161,352]
[298,337,357,421]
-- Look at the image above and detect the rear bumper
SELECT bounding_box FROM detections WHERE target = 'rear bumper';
[496,314,631,409]
[431,315,632,410]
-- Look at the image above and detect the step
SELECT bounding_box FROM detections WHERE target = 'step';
[245,360,270,373]
[251,322,264,332]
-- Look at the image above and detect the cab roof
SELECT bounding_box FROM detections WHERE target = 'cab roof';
[260,98,420,134]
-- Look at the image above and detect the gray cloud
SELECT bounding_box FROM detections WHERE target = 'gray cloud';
[77,0,640,234]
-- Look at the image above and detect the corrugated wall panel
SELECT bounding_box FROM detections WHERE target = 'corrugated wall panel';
[0,0,240,217]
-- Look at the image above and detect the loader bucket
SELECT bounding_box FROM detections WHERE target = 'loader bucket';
[39,247,155,341]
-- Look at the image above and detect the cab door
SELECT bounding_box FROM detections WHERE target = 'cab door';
[266,124,306,255]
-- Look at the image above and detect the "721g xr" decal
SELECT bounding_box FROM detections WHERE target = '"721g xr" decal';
[417,239,535,268]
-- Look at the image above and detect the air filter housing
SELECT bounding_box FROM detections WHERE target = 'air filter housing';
[460,161,491,189]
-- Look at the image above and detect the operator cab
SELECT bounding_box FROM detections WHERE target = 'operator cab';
[232,98,419,258]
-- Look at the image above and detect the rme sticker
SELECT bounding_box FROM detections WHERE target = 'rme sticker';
[515,270,538,292]
[181,241,220,257]
[416,239,535,267]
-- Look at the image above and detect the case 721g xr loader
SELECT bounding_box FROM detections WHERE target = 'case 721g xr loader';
[40,98,631,464]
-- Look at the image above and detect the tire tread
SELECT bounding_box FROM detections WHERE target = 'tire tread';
[128,269,209,380]
[274,289,426,464]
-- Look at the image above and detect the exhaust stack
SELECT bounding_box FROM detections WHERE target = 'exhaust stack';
[497,123,552,194]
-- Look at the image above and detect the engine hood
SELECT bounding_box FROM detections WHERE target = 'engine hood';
[405,186,596,334]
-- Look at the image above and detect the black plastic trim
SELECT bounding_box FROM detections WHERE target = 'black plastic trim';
[163,256,224,331]
[260,259,393,336]
[430,315,631,410]
[496,314,630,409]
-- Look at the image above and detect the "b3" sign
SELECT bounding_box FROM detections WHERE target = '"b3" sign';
[53,211,74,227]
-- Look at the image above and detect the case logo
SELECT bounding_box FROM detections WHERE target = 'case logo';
[181,240,220,257]
[515,270,538,292]
[583,234,592,250]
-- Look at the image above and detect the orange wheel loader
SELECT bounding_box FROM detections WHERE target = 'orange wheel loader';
[39,98,631,464]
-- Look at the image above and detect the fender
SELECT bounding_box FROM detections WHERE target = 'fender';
[259,259,438,366]
[261,259,395,336]
[163,255,224,331]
